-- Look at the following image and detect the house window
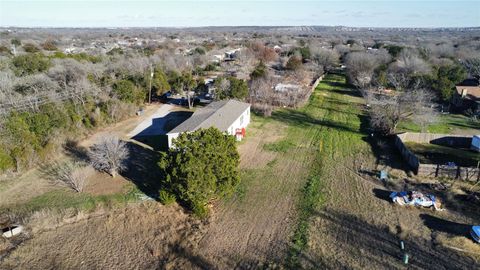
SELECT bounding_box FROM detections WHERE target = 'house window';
[240,115,244,125]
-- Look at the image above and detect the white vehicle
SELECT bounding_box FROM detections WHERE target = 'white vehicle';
[2,225,24,238]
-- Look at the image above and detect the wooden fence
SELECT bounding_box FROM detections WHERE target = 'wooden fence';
[395,132,479,181]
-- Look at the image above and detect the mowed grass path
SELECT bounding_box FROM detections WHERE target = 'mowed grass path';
[276,73,368,267]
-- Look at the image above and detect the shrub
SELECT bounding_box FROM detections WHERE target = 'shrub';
[193,47,206,55]
[22,43,40,53]
[0,149,14,172]
[286,55,303,70]
[112,79,144,104]
[250,61,267,79]
[158,190,176,205]
[41,40,58,51]
[158,128,240,217]
[12,53,51,76]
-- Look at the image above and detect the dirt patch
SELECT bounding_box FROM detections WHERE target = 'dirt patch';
[238,120,287,169]
[83,172,130,196]
[0,202,207,270]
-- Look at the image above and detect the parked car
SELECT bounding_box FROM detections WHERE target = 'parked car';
[471,226,480,243]
[2,225,24,238]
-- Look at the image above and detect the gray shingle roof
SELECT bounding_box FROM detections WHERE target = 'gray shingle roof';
[167,99,250,134]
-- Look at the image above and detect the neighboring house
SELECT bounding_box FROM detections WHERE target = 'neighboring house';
[451,80,480,111]
[225,48,241,61]
[204,77,217,95]
[166,99,251,148]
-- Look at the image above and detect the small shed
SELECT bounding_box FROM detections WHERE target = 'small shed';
[471,135,480,152]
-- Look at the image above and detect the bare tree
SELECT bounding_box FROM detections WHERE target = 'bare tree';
[411,90,438,132]
[345,52,380,90]
[366,88,436,135]
[396,49,431,75]
[462,56,480,80]
[88,136,129,177]
[48,161,94,192]
[311,47,339,72]
[213,77,230,100]
[48,58,87,88]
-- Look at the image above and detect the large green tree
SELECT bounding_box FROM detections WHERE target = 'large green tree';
[213,77,248,100]
[228,77,249,99]
[112,80,144,104]
[432,64,467,101]
[151,68,171,95]
[158,128,240,217]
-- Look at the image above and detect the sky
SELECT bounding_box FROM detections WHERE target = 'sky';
[0,0,479,28]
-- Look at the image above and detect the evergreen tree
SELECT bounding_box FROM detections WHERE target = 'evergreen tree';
[158,128,240,217]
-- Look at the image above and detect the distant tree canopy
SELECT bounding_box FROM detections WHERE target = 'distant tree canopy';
[193,47,206,55]
[10,38,21,46]
[384,45,404,58]
[12,53,51,76]
[250,61,267,79]
[22,43,40,53]
[41,40,58,51]
[158,127,240,217]
[228,77,249,99]
[51,51,102,63]
[289,47,311,61]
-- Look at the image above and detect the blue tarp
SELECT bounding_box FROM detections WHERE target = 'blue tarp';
[473,226,480,236]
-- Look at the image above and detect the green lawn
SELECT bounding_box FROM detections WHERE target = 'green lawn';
[404,141,480,167]
[398,113,480,134]
[0,185,141,217]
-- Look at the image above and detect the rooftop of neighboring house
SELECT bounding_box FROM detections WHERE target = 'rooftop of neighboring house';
[167,99,250,134]
[455,85,480,101]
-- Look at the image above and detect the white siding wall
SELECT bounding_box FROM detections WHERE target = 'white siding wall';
[226,107,250,135]
[167,132,180,148]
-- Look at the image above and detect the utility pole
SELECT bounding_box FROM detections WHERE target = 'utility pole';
[148,65,153,104]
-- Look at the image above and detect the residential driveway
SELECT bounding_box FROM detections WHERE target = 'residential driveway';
[127,104,177,137]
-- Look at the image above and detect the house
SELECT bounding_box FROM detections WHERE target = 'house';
[451,79,480,111]
[224,48,241,61]
[166,100,251,148]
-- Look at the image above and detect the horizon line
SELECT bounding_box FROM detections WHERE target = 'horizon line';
[2,25,480,30]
